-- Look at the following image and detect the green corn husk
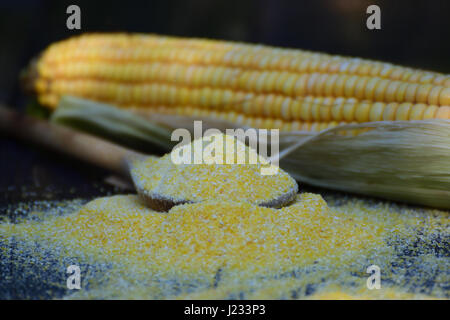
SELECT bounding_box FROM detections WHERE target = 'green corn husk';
[51,96,174,152]
[52,95,450,209]
[278,121,450,209]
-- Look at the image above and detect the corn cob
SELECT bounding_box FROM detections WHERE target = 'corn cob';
[28,33,450,131]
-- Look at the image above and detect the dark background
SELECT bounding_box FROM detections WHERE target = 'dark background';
[0,0,449,201]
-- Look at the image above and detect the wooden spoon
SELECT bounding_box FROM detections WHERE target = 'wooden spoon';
[0,106,297,211]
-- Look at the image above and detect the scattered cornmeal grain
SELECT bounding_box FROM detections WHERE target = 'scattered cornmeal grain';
[307,287,441,300]
[131,133,298,208]
[3,194,337,279]
[1,192,448,299]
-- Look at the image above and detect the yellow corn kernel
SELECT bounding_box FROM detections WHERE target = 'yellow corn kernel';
[280,98,292,120]
[422,105,439,119]
[384,81,401,102]
[281,74,298,96]
[368,102,385,121]
[323,74,339,97]
[299,98,313,121]
[409,104,427,120]
[436,106,450,119]
[333,75,348,97]
[427,86,442,106]
[374,79,390,102]
[395,83,409,102]
[404,83,419,103]
[415,84,433,104]
[319,98,333,122]
[439,88,450,105]
[354,77,368,100]
[331,98,345,122]
[342,99,357,122]
[290,100,301,120]
[364,78,380,101]
[344,76,359,98]
[310,100,322,121]
[272,95,285,118]
[382,103,399,120]
[262,95,275,117]
[354,102,371,123]
[395,103,412,120]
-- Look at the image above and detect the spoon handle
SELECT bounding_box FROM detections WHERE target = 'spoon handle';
[0,105,142,176]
